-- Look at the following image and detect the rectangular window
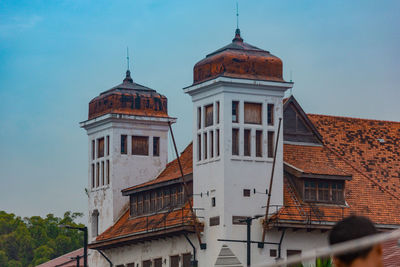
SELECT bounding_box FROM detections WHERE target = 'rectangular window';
[244,102,262,124]
[232,101,239,122]
[256,130,263,157]
[156,190,163,211]
[149,192,155,212]
[205,104,213,127]
[182,253,192,267]
[121,135,127,154]
[153,137,160,156]
[130,195,137,216]
[143,260,151,267]
[101,161,104,186]
[170,255,179,267]
[106,135,110,156]
[268,104,274,125]
[163,188,170,208]
[232,128,239,155]
[96,163,100,187]
[216,129,220,157]
[137,194,143,215]
[91,164,95,188]
[243,189,251,197]
[143,193,150,213]
[127,263,135,267]
[318,182,330,201]
[132,136,149,155]
[106,160,110,185]
[197,134,201,161]
[170,187,176,206]
[177,186,183,204]
[216,101,220,124]
[267,131,275,158]
[304,181,317,201]
[92,140,95,160]
[209,216,220,226]
[197,107,201,129]
[244,129,251,156]
[211,197,216,207]
[154,258,162,267]
[203,132,208,160]
[210,130,214,158]
[97,137,104,158]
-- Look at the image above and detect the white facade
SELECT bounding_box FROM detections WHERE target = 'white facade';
[183,76,293,266]
[80,113,173,265]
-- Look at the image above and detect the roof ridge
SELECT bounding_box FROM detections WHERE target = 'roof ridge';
[308,113,400,124]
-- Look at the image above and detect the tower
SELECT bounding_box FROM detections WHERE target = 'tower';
[184,29,293,266]
[80,69,172,245]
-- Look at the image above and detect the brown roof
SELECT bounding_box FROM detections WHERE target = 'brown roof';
[88,70,168,120]
[193,29,283,84]
[122,143,193,192]
[272,114,400,227]
[90,201,196,249]
[35,248,84,267]
[284,144,350,177]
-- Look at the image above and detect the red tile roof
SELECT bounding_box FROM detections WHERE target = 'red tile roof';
[272,114,400,227]
[35,248,84,267]
[284,144,350,177]
[90,201,197,249]
[122,143,193,192]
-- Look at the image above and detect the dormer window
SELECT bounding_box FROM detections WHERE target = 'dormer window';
[128,183,189,218]
[304,179,344,204]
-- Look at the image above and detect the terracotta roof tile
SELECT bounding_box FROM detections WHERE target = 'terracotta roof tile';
[284,144,350,177]
[272,114,400,227]
[93,201,196,245]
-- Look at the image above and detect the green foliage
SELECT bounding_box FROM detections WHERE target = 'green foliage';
[0,210,84,267]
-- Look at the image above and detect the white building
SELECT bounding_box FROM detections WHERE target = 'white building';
[81,28,400,267]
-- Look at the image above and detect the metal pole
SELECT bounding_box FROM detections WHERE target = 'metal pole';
[83,227,88,267]
[168,121,204,248]
[247,218,251,266]
[76,255,80,267]
[262,118,282,242]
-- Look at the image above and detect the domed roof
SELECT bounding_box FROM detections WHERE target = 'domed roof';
[193,29,284,84]
[88,70,168,119]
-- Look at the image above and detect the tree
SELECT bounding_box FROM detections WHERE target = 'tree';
[0,210,84,267]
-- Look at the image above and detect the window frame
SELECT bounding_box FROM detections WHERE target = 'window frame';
[303,179,345,204]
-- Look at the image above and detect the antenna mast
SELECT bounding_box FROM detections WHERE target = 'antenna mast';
[236,2,239,29]
[126,47,130,71]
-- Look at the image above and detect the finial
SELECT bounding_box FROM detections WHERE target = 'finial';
[236,1,239,30]
[232,2,243,42]
[126,47,130,71]
[124,47,133,83]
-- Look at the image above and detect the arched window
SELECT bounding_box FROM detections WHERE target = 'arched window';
[92,209,99,237]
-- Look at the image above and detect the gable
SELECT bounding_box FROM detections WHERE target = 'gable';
[283,96,322,144]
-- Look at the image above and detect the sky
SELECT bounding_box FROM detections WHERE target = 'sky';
[0,0,399,223]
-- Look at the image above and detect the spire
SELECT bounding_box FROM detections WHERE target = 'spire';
[232,2,243,43]
[124,47,133,83]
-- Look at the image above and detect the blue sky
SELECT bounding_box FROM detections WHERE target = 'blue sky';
[0,0,399,222]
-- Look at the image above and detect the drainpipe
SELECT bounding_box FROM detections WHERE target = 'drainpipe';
[277,228,286,259]
[184,233,198,267]
[97,250,113,267]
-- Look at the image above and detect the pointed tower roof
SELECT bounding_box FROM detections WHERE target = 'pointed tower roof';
[88,70,168,120]
[193,29,284,84]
